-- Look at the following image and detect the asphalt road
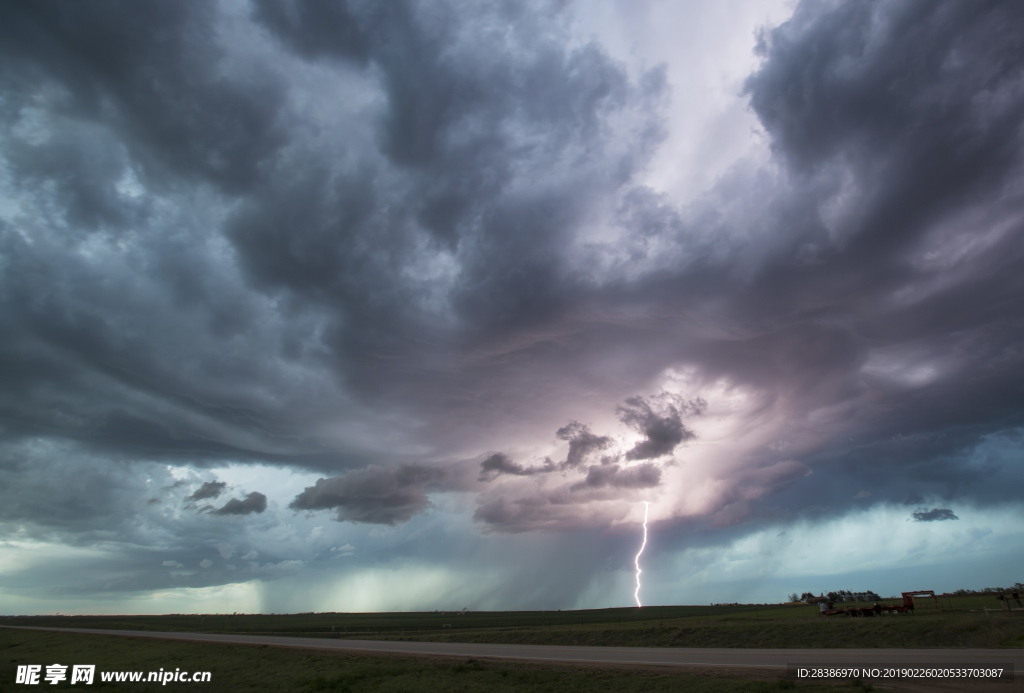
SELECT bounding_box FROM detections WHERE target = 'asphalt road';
[3,625,1021,672]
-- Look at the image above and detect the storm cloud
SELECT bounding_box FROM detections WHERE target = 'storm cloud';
[290,465,448,525]
[617,395,702,461]
[556,422,613,469]
[188,482,226,502]
[912,508,959,523]
[478,453,555,481]
[212,492,268,516]
[2,0,1023,612]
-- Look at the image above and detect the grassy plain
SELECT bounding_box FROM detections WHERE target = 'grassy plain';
[3,595,1022,649]
[0,628,842,692]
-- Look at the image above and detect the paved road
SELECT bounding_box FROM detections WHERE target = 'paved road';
[3,625,1021,671]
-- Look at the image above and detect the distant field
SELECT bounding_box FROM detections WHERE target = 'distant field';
[0,628,839,693]
[3,595,1022,649]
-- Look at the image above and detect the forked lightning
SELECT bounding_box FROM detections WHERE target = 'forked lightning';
[634,501,649,608]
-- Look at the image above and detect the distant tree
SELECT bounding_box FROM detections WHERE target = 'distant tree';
[799,592,816,602]
[788,593,799,603]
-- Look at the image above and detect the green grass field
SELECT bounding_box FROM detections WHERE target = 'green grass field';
[3,595,1021,649]
[0,628,847,692]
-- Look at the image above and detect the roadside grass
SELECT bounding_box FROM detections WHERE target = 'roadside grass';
[1,604,772,636]
[367,610,1024,649]
[3,596,1021,649]
[0,628,848,692]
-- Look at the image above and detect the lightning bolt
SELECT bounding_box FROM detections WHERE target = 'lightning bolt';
[634,501,649,608]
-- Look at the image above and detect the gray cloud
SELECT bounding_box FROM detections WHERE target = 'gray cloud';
[478,453,555,481]
[724,0,1024,519]
[212,492,268,516]
[555,421,613,469]
[912,507,959,523]
[0,438,302,600]
[0,2,285,196]
[0,0,669,480]
[187,481,226,502]
[290,464,448,525]
[477,423,611,481]
[251,0,370,65]
[617,395,702,461]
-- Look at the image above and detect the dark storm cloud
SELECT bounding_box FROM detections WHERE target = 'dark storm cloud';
[478,453,555,481]
[233,0,668,403]
[617,395,702,461]
[187,481,226,502]
[0,1,407,471]
[555,422,613,469]
[715,0,1024,522]
[290,464,449,525]
[0,1,286,196]
[251,0,370,65]
[0,439,156,535]
[911,508,959,522]
[212,492,268,516]
[747,1,1024,178]
[0,0,669,485]
[743,0,1024,296]
[0,438,290,598]
[479,421,613,481]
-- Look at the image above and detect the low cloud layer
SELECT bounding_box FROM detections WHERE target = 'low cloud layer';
[290,465,448,525]
[478,453,555,481]
[213,492,268,516]
[188,482,226,502]
[911,508,959,523]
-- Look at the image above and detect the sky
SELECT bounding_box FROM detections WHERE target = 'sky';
[1,0,1023,615]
